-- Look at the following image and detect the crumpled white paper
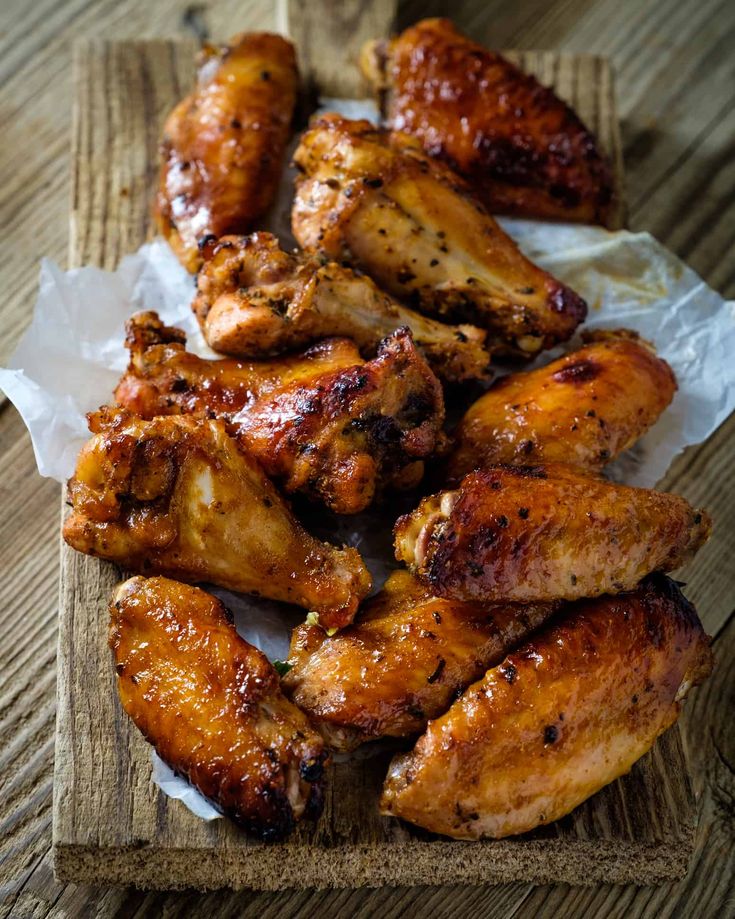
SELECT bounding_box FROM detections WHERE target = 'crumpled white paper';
[3,89,735,821]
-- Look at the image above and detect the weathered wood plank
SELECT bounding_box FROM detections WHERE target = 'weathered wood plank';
[283,0,398,97]
[2,0,734,914]
[51,36,703,892]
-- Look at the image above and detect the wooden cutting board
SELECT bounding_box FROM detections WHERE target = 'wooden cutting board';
[52,4,697,892]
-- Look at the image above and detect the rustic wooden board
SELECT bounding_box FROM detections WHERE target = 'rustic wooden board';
[52,28,695,892]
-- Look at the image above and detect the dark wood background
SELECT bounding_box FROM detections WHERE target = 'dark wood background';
[1,0,733,916]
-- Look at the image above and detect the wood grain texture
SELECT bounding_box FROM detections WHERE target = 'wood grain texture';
[283,0,398,97]
[52,36,695,892]
[1,0,734,915]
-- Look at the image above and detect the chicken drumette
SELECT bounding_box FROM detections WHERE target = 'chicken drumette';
[292,115,587,358]
[155,33,298,272]
[381,575,713,839]
[284,569,558,751]
[361,18,615,225]
[192,233,490,383]
[447,330,677,482]
[110,576,328,840]
[395,463,710,604]
[64,407,370,629]
[115,312,446,515]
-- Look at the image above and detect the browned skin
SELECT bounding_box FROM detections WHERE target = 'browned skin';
[394,463,711,604]
[110,576,328,840]
[154,33,298,273]
[115,310,363,414]
[447,330,677,482]
[63,408,371,629]
[284,569,559,751]
[192,233,490,383]
[115,312,446,515]
[381,575,714,839]
[361,19,614,225]
[292,115,587,358]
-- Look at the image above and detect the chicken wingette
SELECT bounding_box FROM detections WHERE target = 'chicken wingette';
[292,114,587,358]
[447,330,677,482]
[155,33,298,273]
[110,576,328,840]
[115,312,446,514]
[284,570,558,751]
[64,408,370,629]
[192,233,490,383]
[395,463,710,604]
[361,18,615,225]
[380,575,713,839]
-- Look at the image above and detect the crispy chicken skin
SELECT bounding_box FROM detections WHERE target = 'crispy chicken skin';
[115,312,446,514]
[284,570,558,751]
[155,33,298,273]
[63,408,370,629]
[292,114,587,358]
[116,310,363,415]
[394,463,711,604]
[447,330,677,482]
[380,575,713,839]
[361,19,614,225]
[110,576,328,840]
[193,233,490,383]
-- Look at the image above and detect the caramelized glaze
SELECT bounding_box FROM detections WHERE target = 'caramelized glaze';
[381,575,713,838]
[155,33,298,272]
[395,463,711,603]
[361,19,614,224]
[448,330,677,481]
[284,570,558,750]
[110,576,327,840]
[64,408,371,628]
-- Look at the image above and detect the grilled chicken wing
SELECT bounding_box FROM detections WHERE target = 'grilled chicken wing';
[380,575,713,839]
[155,33,298,273]
[110,576,327,839]
[395,463,710,604]
[115,312,445,514]
[447,330,677,482]
[361,19,614,225]
[292,114,587,358]
[64,408,370,629]
[193,233,489,383]
[284,570,558,751]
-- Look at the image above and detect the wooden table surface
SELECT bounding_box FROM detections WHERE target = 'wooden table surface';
[1,0,733,916]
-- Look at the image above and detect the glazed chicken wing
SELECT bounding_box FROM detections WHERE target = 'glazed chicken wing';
[64,408,370,629]
[447,330,677,482]
[110,576,327,839]
[193,233,489,383]
[395,463,710,604]
[284,570,558,751]
[361,18,615,225]
[292,115,587,358]
[381,575,713,839]
[115,312,446,515]
[155,33,298,273]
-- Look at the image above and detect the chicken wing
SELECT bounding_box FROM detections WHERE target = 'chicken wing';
[155,33,298,273]
[64,408,370,629]
[292,114,587,358]
[394,463,710,604]
[361,18,615,225]
[284,570,558,751]
[380,575,713,839]
[447,330,677,482]
[115,312,446,514]
[110,576,327,840]
[193,233,490,383]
